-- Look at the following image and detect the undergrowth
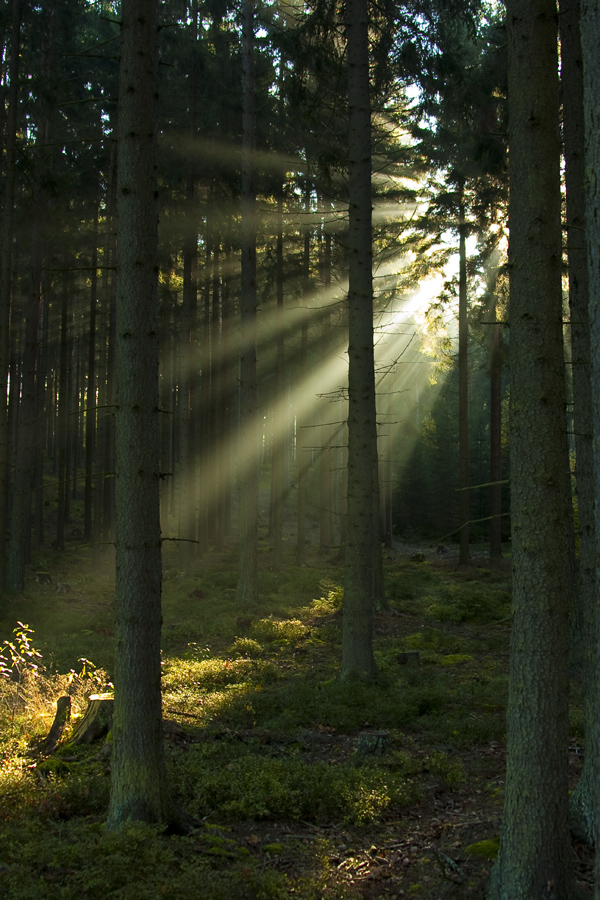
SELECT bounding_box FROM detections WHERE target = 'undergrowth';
[0,544,522,900]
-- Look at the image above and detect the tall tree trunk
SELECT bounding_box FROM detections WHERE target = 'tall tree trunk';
[93,307,107,568]
[380,393,394,549]
[580,0,600,876]
[458,183,470,566]
[319,225,335,552]
[106,0,175,830]
[342,0,378,677]
[338,422,348,556]
[559,0,596,844]
[56,267,70,551]
[102,138,118,561]
[296,185,310,565]
[84,205,98,543]
[319,400,335,551]
[489,268,503,559]
[7,331,19,518]
[178,236,194,569]
[236,0,259,606]
[178,20,198,570]
[72,338,82,504]
[93,141,116,567]
[32,285,48,550]
[489,2,575,896]
[212,236,224,552]
[271,192,285,569]
[197,237,211,555]
[0,0,22,594]
[220,245,234,538]
[159,284,173,539]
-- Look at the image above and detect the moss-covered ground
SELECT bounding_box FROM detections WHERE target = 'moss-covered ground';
[0,538,590,899]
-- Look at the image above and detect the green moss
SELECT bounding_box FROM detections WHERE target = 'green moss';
[229,637,265,658]
[424,583,511,625]
[36,756,73,777]
[440,654,473,667]
[263,843,285,854]
[465,838,499,859]
[251,616,309,645]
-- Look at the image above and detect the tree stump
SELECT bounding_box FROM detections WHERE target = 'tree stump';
[356,731,390,755]
[70,694,114,745]
[37,695,71,754]
[398,651,420,667]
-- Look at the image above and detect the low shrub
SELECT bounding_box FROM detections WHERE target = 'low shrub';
[169,751,420,824]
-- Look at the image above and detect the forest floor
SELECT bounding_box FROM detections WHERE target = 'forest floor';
[0,527,592,899]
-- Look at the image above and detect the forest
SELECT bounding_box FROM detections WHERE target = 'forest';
[0,0,597,898]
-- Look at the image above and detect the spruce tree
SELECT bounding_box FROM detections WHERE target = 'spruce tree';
[106,0,176,830]
[489,2,575,895]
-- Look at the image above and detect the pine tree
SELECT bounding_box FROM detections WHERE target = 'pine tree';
[489,2,575,895]
[106,0,176,830]
[560,0,596,844]
[342,0,378,677]
[0,0,21,594]
[580,0,600,874]
[236,0,260,606]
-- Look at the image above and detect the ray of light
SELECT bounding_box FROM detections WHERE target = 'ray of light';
[169,264,451,542]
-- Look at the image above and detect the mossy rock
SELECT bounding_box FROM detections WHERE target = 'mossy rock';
[465,838,499,859]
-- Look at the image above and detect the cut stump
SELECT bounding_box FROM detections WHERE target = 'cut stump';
[70,694,114,745]
[398,651,420,667]
[356,731,390,755]
[38,695,71,754]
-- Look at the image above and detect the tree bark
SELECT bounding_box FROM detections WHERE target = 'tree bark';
[235,0,259,606]
[71,695,113,746]
[0,0,22,594]
[56,267,70,552]
[580,0,600,877]
[296,185,310,565]
[342,0,378,678]
[106,0,175,830]
[271,192,285,569]
[220,246,234,538]
[489,281,503,559]
[84,206,98,544]
[558,0,596,844]
[211,234,224,551]
[102,136,118,562]
[319,224,335,553]
[38,695,71,755]
[178,171,196,569]
[488,2,576,896]
[197,235,211,555]
[457,184,470,566]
